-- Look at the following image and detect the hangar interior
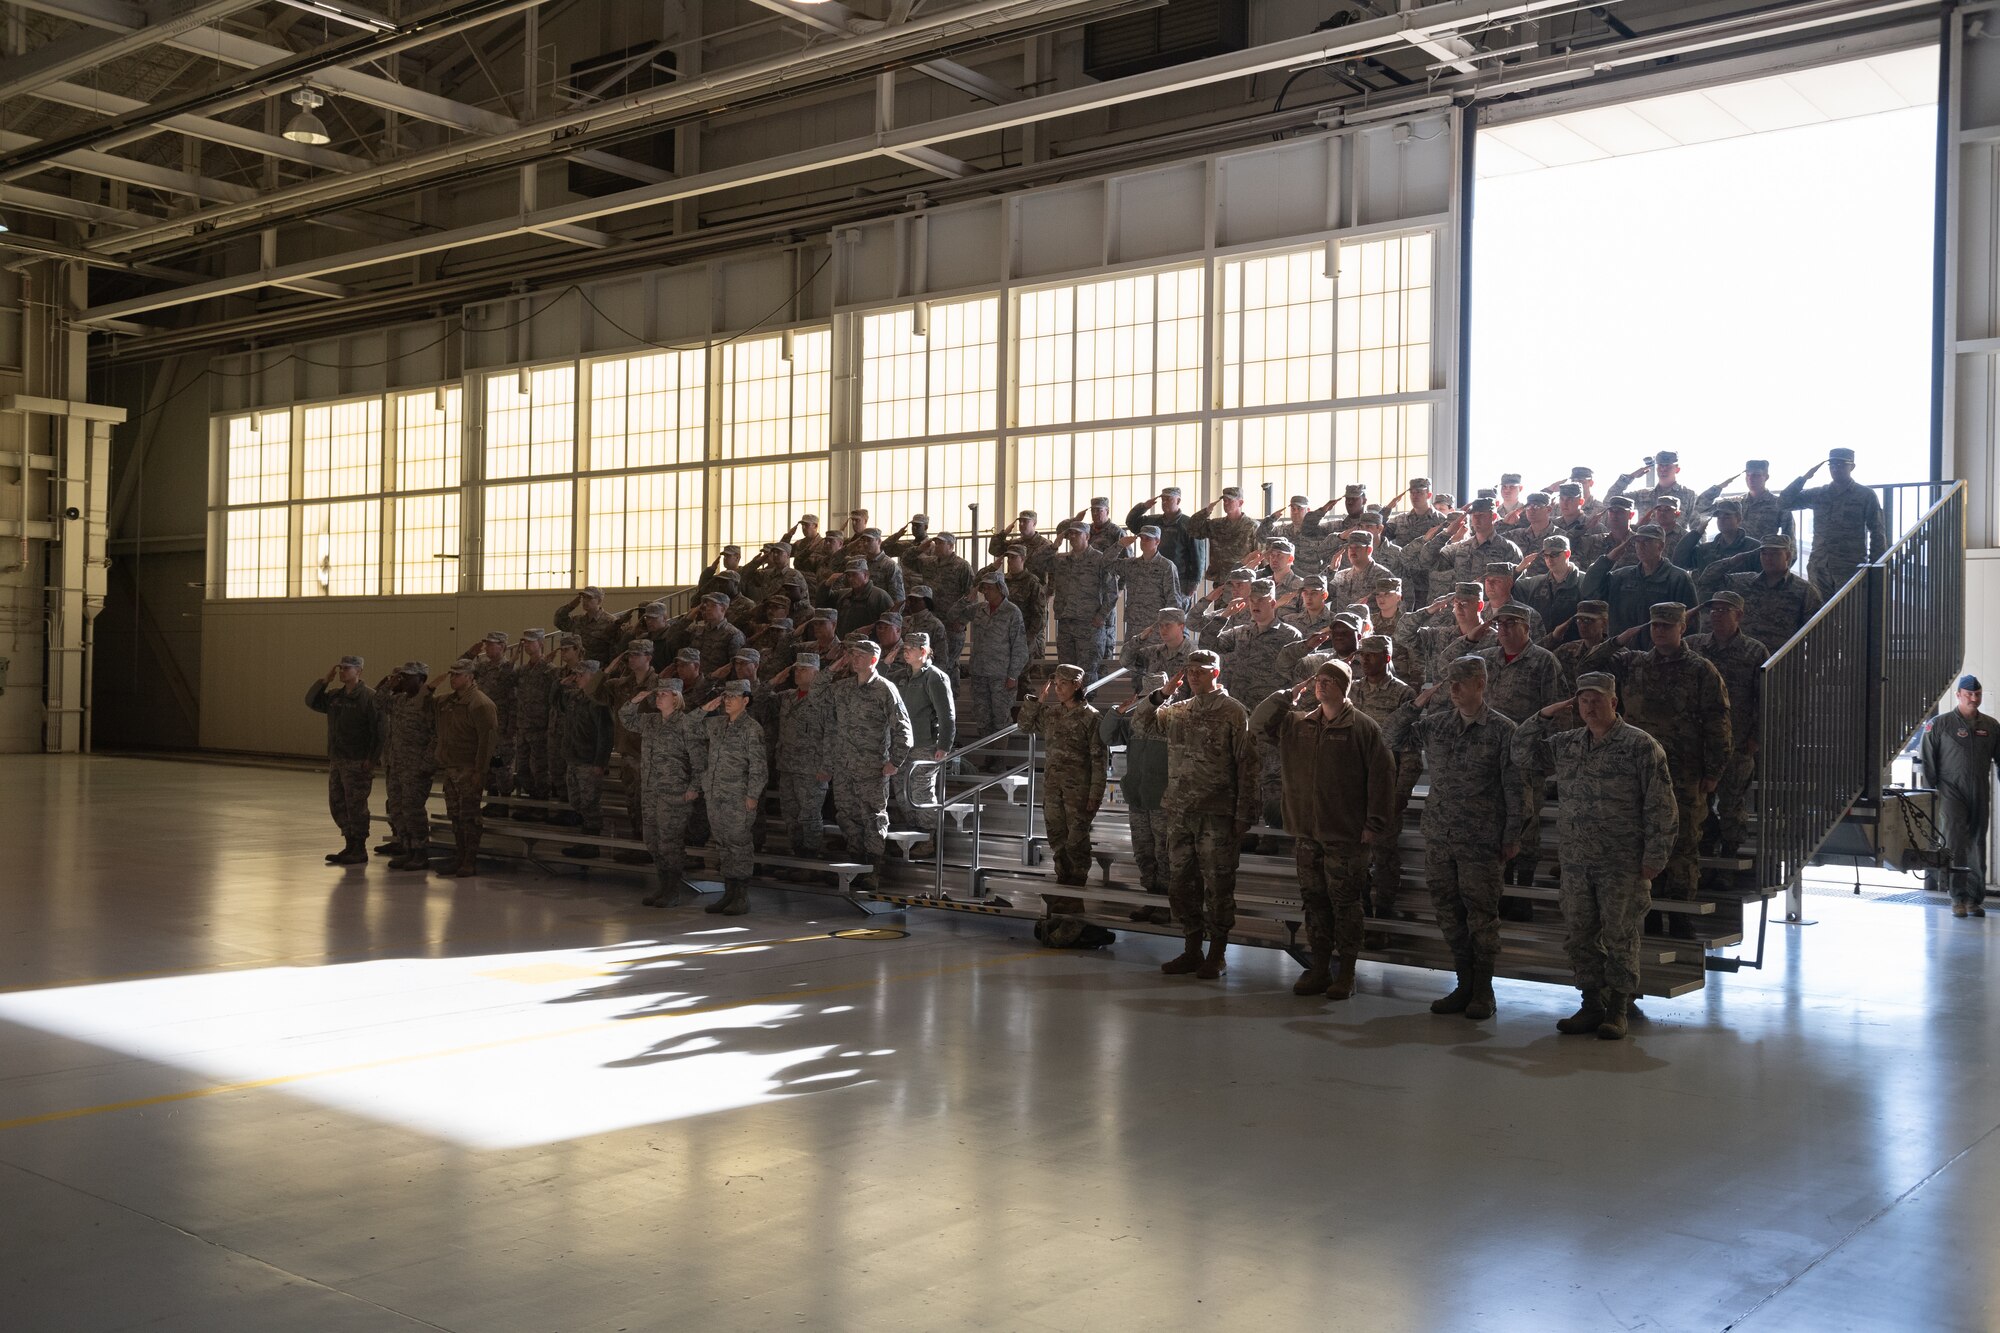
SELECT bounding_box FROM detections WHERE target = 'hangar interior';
[3,0,2000,1328]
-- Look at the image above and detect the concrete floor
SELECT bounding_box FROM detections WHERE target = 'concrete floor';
[4,755,1997,1332]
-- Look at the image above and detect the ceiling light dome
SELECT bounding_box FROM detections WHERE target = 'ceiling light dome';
[283,88,331,146]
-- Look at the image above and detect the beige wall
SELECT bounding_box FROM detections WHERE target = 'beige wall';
[200,589,681,757]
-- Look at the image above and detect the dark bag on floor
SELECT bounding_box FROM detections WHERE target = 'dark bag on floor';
[1035,915,1115,949]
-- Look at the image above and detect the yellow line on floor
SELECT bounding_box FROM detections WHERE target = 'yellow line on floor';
[0,951,1042,1134]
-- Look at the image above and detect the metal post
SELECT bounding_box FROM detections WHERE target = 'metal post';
[1863,562,1886,806]
[1021,734,1038,864]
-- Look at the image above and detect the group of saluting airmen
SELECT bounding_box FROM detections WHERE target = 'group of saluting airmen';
[303,445,1938,1041]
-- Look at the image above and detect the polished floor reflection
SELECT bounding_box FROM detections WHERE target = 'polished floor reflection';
[4,755,1995,1332]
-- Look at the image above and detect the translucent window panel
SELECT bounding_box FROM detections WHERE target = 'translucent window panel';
[1336,233,1435,399]
[583,469,707,589]
[482,480,574,590]
[392,387,463,492]
[390,493,460,595]
[1017,268,1203,429]
[857,441,998,538]
[300,397,383,499]
[859,297,1000,442]
[587,348,706,471]
[484,365,577,480]
[1216,412,1334,513]
[715,459,829,552]
[1221,247,1336,410]
[223,505,288,598]
[721,329,831,459]
[224,410,291,506]
[1011,424,1203,529]
[301,500,382,597]
[1334,402,1434,503]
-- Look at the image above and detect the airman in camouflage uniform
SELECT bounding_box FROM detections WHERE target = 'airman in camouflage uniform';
[378,661,437,869]
[511,629,560,813]
[919,533,976,671]
[1515,672,1679,1040]
[1385,478,1445,549]
[1347,635,1419,920]
[894,634,956,853]
[1017,664,1109,909]
[554,586,624,669]
[555,659,615,859]
[1385,655,1524,1021]
[1122,607,1197,683]
[468,632,517,807]
[1469,604,1566,890]
[1551,600,1612,694]
[305,655,385,865]
[1583,602,1731,906]
[698,681,769,915]
[902,588,953,684]
[1184,487,1260,587]
[1134,650,1259,980]
[545,634,583,823]
[1694,459,1793,545]
[1779,447,1888,596]
[1047,525,1113,682]
[1419,499,1524,590]
[1216,580,1305,839]
[1608,449,1702,523]
[1102,681,1173,922]
[1107,526,1184,638]
[428,658,498,877]
[1686,590,1767,858]
[617,680,705,906]
[1001,548,1047,658]
[592,640,661,856]
[743,541,812,610]
[773,653,834,860]
[821,639,915,890]
[688,593,748,675]
[1722,536,1823,649]
[953,572,1028,741]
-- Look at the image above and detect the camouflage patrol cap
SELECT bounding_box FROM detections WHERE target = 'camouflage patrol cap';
[1345,484,1366,497]
[1493,603,1532,624]
[702,591,732,606]
[1360,506,1386,524]
[1656,495,1683,512]
[1161,487,1182,498]
[767,541,792,555]
[1266,537,1295,555]
[934,531,958,544]
[483,631,508,644]
[1157,607,1187,624]
[845,559,870,574]
[1542,535,1571,553]
[578,659,601,674]
[1358,634,1392,654]
[875,611,904,628]
[657,676,682,693]
[557,632,582,649]
[1649,601,1689,625]
[1632,523,1665,540]
[1526,492,1552,507]
[1409,477,1432,490]
[860,528,883,541]
[768,618,794,632]
[1302,574,1329,590]
[581,585,604,598]
[1221,486,1244,500]
[722,543,743,556]
[627,639,654,654]
[398,660,428,676]
[675,647,702,665]
[1764,533,1797,553]
[1005,545,1028,560]
[1090,496,1111,510]
[1054,663,1085,684]
[1711,498,1743,517]
[911,514,929,525]
[1558,483,1583,499]
[1477,488,1498,500]
[1434,493,1456,508]
[1500,473,1523,485]
[1576,600,1610,619]
[734,649,762,665]
[1467,497,1496,514]
[851,638,883,658]
[520,629,546,642]
[800,513,821,524]
[1373,575,1403,592]
[1704,590,1746,612]
[977,570,1004,586]
[1018,510,1038,521]
[1452,582,1483,599]
[908,585,934,601]
[905,632,930,650]
[339,654,365,668]
[1575,671,1616,696]
[721,680,752,697]
[1187,649,1222,668]
[1570,467,1594,481]
[763,592,790,607]
[1315,658,1353,685]
[449,657,476,674]
[794,653,821,670]
[1745,459,1771,472]
[1608,496,1637,513]
[1344,530,1374,546]
[1332,612,1367,631]
[1289,494,1311,507]
[1061,520,1087,536]
[1138,526,1162,539]
[1484,561,1516,578]
[643,601,669,618]
[1227,566,1257,583]
[1248,579,1276,598]
[1443,655,1487,684]
[1655,450,1681,466]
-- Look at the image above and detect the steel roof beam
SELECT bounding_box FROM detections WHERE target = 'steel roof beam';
[0,0,269,103]
[28,78,372,172]
[743,0,1024,105]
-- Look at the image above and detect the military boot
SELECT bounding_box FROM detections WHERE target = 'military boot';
[1556,989,1606,1035]
[1596,992,1630,1040]
[1463,966,1496,1021]
[1161,933,1204,975]
[389,847,428,871]
[373,839,400,857]
[719,881,752,916]
[332,838,369,865]
[1291,953,1332,996]
[1324,956,1357,1001]
[643,871,682,908]
[324,843,350,864]
[1195,932,1229,980]
[1430,957,1474,1014]
[449,851,479,878]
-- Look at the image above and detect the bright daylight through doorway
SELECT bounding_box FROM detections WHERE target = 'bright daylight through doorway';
[1468,48,1938,491]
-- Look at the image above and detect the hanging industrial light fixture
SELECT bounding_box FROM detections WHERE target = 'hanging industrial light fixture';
[283,88,332,146]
